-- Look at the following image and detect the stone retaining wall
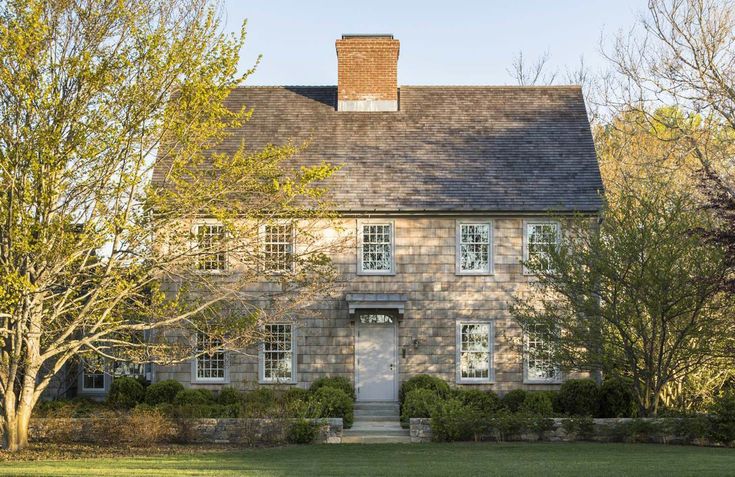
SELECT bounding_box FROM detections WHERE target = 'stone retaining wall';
[30,417,342,445]
[410,417,719,446]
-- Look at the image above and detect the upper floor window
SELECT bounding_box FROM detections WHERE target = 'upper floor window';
[524,324,562,383]
[456,322,493,383]
[194,332,227,382]
[263,224,294,273]
[196,224,226,271]
[259,323,295,383]
[359,222,394,274]
[457,222,492,274]
[524,221,560,274]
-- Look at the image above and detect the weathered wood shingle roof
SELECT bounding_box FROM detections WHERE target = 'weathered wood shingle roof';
[154,85,603,213]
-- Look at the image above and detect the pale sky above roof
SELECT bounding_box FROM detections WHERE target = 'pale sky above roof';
[224,0,645,86]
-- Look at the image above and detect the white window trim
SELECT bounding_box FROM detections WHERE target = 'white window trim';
[356,219,396,276]
[79,359,108,394]
[258,323,297,385]
[522,219,561,275]
[523,330,563,384]
[260,222,296,274]
[191,333,230,384]
[456,220,494,275]
[191,221,229,274]
[455,320,495,384]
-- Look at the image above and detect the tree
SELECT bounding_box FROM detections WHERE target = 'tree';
[510,183,735,416]
[0,1,340,451]
[606,0,735,284]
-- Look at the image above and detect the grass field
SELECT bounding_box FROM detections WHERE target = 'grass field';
[1,442,734,476]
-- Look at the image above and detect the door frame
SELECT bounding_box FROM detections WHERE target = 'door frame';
[354,310,399,402]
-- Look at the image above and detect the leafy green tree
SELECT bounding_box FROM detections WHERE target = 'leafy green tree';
[511,186,735,417]
[0,1,339,451]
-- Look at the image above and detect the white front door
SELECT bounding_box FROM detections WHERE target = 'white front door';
[356,313,397,401]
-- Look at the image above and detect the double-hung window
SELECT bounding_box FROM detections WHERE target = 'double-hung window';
[524,324,562,383]
[358,222,394,274]
[81,355,106,392]
[457,221,492,274]
[259,323,296,383]
[196,224,226,271]
[263,224,294,273]
[194,332,227,382]
[523,221,560,274]
[456,322,494,383]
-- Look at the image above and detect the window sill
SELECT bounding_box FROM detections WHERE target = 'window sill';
[357,271,396,276]
[191,379,229,385]
[456,379,495,385]
[456,271,494,276]
[523,379,563,385]
[258,380,297,385]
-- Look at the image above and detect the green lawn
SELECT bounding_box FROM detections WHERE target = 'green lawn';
[1,442,734,477]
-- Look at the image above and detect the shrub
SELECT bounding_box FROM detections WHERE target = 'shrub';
[309,376,355,400]
[556,379,599,416]
[520,392,554,417]
[431,398,480,442]
[283,387,310,404]
[598,377,636,418]
[107,377,146,409]
[144,380,185,405]
[501,389,527,413]
[402,389,441,424]
[610,418,660,443]
[173,388,214,406]
[118,406,175,445]
[242,388,279,417]
[491,411,530,441]
[561,416,595,440]
[309,387,354,428]
[287,419,319,444]
[708,391,735,445]
[217,387,242,406]
[674,416,711,445]
[399,375,450,405]
[452,389,502,416]
[172,403,239,418]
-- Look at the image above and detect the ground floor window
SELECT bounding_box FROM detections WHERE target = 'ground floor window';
[456,321,493,383]
[524,325,562,383]
[81,355,106,391]
[194,332,226,382]
[260,323,295,383]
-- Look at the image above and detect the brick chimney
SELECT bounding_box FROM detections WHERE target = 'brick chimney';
[335,34,400,112]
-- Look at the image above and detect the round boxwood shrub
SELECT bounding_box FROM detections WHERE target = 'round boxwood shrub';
[557,379,599,416]
[402,388,441,424]
[520,392,554,417]
[598,377,636,418]
[173,388,214,406]
[283,387,310,403]
[106,377,146,409]
[309,376,355,400]
[431,398,480,442]
[217,387,242,406]
[144,379,185,406]
[452,389,502,416]
[399,374,450,405]
[501,389,528,413]
[287,419,319,444]
[309,386,354,428]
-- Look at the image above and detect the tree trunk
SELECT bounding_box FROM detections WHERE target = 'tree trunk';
[2,386,34,451]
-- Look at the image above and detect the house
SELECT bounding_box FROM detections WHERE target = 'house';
[77,34,602,402]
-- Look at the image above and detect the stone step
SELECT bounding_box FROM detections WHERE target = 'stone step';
[342,434,412,444]
[349,422,404,432]
[354,401,399,409]
[354,414,402,422]
[354,411,399,418]
[343,428,409,437]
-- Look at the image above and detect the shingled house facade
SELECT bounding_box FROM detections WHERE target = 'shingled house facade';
[79,35,602,402]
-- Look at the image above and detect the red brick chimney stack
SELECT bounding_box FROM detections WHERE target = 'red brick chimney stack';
[335,34,400,112]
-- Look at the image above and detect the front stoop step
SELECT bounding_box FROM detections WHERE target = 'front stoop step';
[343,401,410,444]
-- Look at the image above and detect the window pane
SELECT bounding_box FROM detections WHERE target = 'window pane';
[527,223,558,271]
[197,225,226,271]
[196,333,225,380]
[526,325,561,382]
[83,355,105,390]
[459,323,491,380]
[264,224,293,273]
[262,324,293,382]
[460,223,490,272]
[361,224,392,271]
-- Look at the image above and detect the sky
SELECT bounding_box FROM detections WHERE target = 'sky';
[223,0,646,86]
